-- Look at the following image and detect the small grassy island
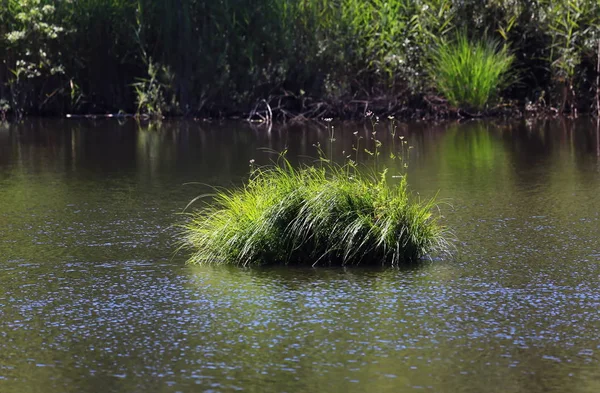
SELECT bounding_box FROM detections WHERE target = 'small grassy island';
[182,147,452,267]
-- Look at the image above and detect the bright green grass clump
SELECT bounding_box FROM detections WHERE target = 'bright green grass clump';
[181,159,451,267]
[428,32,515,112]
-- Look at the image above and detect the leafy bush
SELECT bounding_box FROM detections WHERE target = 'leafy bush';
[2,0,67,116]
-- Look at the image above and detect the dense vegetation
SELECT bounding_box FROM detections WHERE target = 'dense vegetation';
[1,0,600,118]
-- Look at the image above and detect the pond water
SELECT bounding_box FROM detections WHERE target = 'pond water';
[0,118,599,393]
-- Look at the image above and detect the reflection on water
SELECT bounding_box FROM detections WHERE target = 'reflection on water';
[1,118,600,393]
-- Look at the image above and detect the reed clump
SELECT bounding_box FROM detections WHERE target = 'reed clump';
[182,154,451,267]
[427,32,516,112]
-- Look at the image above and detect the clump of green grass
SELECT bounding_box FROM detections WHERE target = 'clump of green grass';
[181,157,451,267]
[427,31,515,112]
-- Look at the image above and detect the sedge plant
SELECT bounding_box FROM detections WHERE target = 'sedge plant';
[181,121,452,267]
[427,31,516,112]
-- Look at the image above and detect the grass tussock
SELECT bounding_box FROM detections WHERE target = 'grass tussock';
[428,32,515,112]
[181,158,451,267]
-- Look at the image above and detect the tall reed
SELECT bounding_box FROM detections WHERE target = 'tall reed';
[427,32,515,111]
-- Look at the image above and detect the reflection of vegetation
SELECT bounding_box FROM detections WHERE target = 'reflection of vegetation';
[400,120,514,201]
[0,121,177,263]
[441,122,509,173]
[135,122,176,177]
[3,120,600,393]
[178,265,449,392]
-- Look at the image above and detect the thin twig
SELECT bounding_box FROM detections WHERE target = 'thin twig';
[596,39,599,117]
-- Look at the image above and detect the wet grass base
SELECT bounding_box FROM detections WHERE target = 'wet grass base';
[181,159,451,267]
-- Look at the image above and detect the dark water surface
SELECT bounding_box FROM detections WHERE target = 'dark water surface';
[1,119,599,392]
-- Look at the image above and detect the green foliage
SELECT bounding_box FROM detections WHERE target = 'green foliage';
[543,0,600,110]
[132,13,179,119]
[132,61,177,117]
[2,0,67,115]
[1,0,600,115]
[58,0,139,112]
[427,32,515,111]
[181,156,450,267]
